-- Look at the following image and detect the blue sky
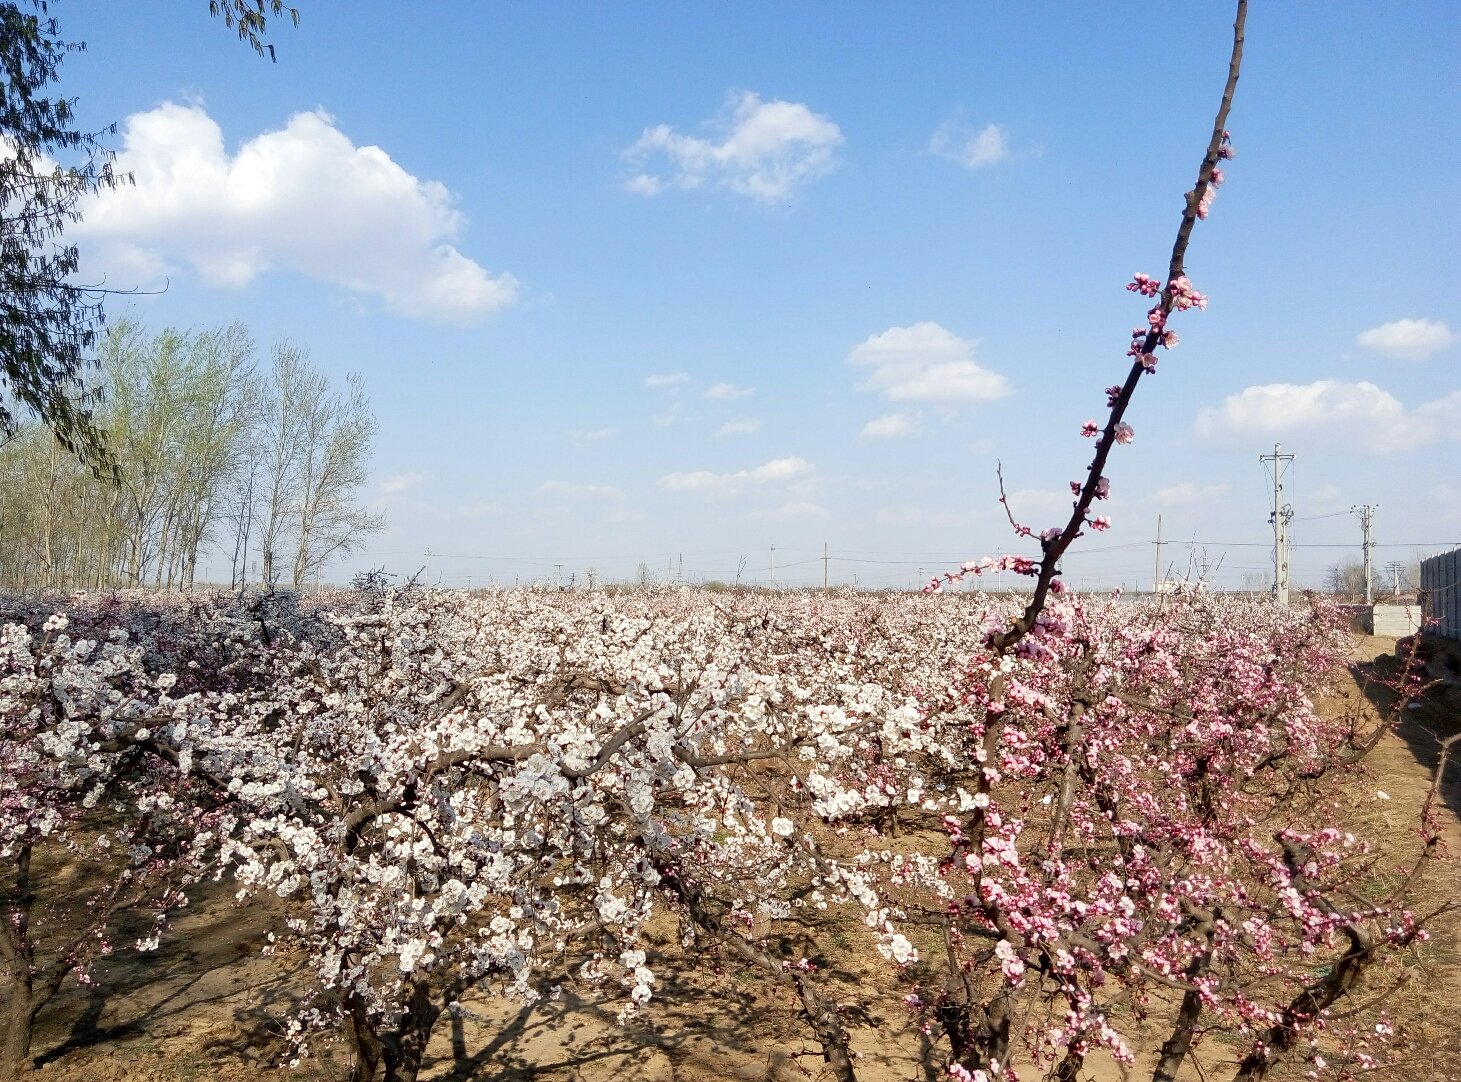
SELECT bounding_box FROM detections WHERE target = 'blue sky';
[54,2,1460,589]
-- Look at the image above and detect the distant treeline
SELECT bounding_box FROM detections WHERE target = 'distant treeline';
[0,319,381,590]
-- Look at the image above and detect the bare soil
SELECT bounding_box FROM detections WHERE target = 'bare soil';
[11,635,1460,1082]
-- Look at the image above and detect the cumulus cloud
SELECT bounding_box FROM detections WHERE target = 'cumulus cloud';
[859,412,919,440]
[658,456,812,495]
[570,427,618,444]
[704,381,754,400]
[929,120,1010,171]
[848,322,1010,403]
[1356,318,1456,360]
[714,418,763,438]
[1154,481,1231,505]
[378,471,427,496]
[645,372,688,388]
[536,480,624,500]
[623,90,843,204]
[1195,380,1461,453]
[77,103,517,323]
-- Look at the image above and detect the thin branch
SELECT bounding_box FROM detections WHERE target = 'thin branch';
[991,0,1246,656]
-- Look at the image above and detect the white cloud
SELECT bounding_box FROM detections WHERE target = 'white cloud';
[1153,481,1231,505]
[750,501,828,521]
[704,381,754,400]
[570,427,618,444]
[859,412,920,440]
[653,401,685,428]
[1411,391,1461,439]
[623,90,843,204]
[1356,318,1456,360]
[378,471,427,496]
[645,371,689,388]
[848,322,1011,403]
[77,103,517,323]
[659,456,813,494]
[715,418,763,438]
[929,120,1010,171]
[623,174,663,197]
[1195,381,1461,453]
[536,480,624,500]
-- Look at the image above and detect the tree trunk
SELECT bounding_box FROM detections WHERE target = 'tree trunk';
[378,981,442,1082]
[344,981,443,1082]
[345,996,383,1082]
[1,967,38,1078]
[1,847,37,1079]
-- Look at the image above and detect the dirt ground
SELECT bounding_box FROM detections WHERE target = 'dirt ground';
[12,635,1461,1082]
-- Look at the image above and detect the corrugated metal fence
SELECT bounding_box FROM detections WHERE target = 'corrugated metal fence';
[1420,547,1461,640]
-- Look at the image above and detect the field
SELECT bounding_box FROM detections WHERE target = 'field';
[2,588,1457,1082]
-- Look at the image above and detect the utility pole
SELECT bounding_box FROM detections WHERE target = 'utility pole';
[424,547,433,585]
[1350,504,1377,605]
[1259,444,1294,604]
[1153,514,1163,593]
[822,542,829,591]
[553,563,563,588]
[769,544,775,589]
[1383,560,1404,597]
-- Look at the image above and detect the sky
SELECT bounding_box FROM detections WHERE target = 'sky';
[50,1,1461,590]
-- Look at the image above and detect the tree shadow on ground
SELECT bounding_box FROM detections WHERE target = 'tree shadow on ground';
[1350,640,1461,821]
[32,881,297,1069]
[424,955,827,1082]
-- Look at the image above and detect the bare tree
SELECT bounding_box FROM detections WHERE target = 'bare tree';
[0,322,378,592]
[254,342,315,587]
[291,371,382,588]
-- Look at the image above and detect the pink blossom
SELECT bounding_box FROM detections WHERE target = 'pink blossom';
[1140,353,1158,372]
[1167,276,1208,311]
[1113,422,1135,444]
[1081,420,1099,438]
[1090,515,1111,531]
[1126,273,1162,298]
